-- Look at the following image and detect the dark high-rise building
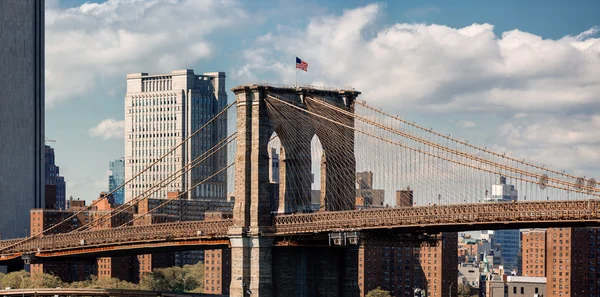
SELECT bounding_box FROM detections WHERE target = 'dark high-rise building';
[109,158,125,204]
[45,145,66,210]
[0,0,45,239]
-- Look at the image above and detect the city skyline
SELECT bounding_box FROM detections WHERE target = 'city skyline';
[3,1,600,296]
[43,0,600,202]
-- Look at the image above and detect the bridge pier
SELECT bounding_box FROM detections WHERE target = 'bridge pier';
[230,84,361,297]
[230,85,275,297]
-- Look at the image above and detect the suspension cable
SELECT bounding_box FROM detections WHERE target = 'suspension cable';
[72,133,237,232]
[118,163,235,228]
[0,100,236,253]
[310,96,598,193]
[356,100,592,184]
[267,94,600,198]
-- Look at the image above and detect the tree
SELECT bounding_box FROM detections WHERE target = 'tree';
[140,263,204,293]
[1,271,63,289]
[366,287,392,297]
[68,275,137,290]
[1,271,30,289]
[29,273,64,288]
[458,284,477,297]
[182,262,204,292]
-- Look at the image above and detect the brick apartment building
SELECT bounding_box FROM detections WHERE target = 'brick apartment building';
[30,192,234,287]
[519,227,600,297]
[358,233,458,297]
[521,229,546,277]
[30,193,133,281]
[203,212,232,295]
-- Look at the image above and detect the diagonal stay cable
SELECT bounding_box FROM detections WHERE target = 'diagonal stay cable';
[0,101,236,253]
[357,101,593,184]
[117,162,235,229]
[71,133,237,233]
[268,94,600,198]
[310,97,598,193]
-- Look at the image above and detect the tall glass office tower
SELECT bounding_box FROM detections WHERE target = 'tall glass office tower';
[0,0,45,239]
[109,158,125,204]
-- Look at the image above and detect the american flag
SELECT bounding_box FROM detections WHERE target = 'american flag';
[296,57,308,72]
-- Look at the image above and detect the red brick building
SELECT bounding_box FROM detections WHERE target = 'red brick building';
[519,227,600,297]
[203,211,232,295]
[358,233,458,297]
[30,194,135,282]
[521,229,546,277]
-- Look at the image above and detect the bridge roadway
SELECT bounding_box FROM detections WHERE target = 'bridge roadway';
[0,288,226,297]
[2,200,600,260]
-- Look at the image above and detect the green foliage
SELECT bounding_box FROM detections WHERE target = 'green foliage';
[0,270,64,289]
[1,271,30,289]
[30,273,64,289]
[140,262,204,293]
[0,263,205,293]
[366,287,392,297]
[72,276,139,290]
[458,284,478,297]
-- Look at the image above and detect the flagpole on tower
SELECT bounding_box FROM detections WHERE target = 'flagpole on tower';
[295,57,298,88]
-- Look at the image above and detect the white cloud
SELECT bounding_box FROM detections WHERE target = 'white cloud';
[496,114,600,173]
[45,0,247,107]
[89,118,125,139]
[458,120,477,128]
[235,4,600,113]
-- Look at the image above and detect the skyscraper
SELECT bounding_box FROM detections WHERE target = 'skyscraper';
[109,158,125,204]
[124,70,228,202]
[482,177,520,271]
[0,0,45,239]
[45,145,66,210]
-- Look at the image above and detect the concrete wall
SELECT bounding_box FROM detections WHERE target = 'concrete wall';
[0,0,45,239]
[506,278,546,297]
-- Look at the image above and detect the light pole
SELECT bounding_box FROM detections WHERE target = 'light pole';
[449,282,454,297]
[18,275,25,297]
[181,276,186,292]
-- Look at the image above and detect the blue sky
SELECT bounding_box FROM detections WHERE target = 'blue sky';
[45,0,600,202]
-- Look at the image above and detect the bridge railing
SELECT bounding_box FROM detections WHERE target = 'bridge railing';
[1,220,232,255]
[273,200,600,234]
[4,200,600,255]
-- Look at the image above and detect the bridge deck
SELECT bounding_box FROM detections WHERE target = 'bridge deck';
[2,200,600,259]
[0,288,225,297]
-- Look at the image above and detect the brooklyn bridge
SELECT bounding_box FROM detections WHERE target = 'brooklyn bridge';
[2,84,599,297]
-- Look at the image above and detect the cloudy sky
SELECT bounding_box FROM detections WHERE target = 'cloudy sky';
[45,0,600,202]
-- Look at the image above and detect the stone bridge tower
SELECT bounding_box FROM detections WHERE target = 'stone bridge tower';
[229,84,360,297]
